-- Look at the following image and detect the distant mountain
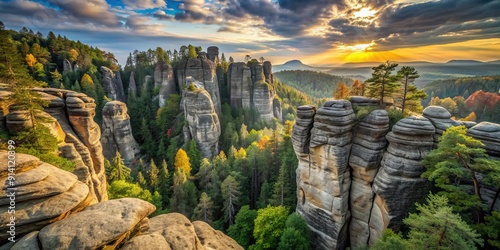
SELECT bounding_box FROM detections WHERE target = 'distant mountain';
[446,60,483,65]
[273,60,317,72]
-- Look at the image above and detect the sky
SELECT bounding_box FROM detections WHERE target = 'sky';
[1,0,499,66]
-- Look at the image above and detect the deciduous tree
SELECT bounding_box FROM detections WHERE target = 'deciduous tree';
[333,82,350,99]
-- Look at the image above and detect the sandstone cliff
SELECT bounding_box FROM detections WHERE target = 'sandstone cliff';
[154,61,176,107]
[228,61,281,121]
[183,82,221,160]
[176,57,222,115]
[292,102,500,249]
[101,101,140,165]
[101,66,126,102]
[128,71,137,97]
[0,152,242,250]
[1,87,108,202]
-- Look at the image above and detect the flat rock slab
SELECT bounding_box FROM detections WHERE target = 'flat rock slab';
[0,151,39,178]
[122,233,171,250]
[39,198,155,250]
[11,231,40,250]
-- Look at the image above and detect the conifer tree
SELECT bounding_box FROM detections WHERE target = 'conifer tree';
[148,159,159,191]
[174,148,192,177]
[365,61,401,107]
[193,192,214,223]
[222,175,241,225]
[397,66,426,114]
[333,82,350,99]
[108,151,132,183]
[158,159,171,207]
[187,139,201,175]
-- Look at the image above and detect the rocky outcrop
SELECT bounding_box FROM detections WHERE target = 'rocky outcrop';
[128,71,137,97]
[422,106,459,144]
[101,101,139,165]
[0,152,95,243]
[273,98,282,122]
[176,58,221,115]
[369,116,435,244]
[228,61,280,121]
[1,152,242,249]
[263,61,273,84]
[295,100,355,249]
[467,122,500,158]
[183,85,221,159]
[62,59,72,73]
[1,88,108,202]
[207,46,219,64]
[154,62,176,107]
[348,110,389,248]
[101,66,126,102]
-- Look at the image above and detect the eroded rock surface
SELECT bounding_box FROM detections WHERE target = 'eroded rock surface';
[128,71,137,97]
[154,61,176,107]
[183,86,221,159]
[101,101,139,165]
[101,66,126,102]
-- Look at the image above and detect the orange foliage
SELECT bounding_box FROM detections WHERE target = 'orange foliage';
[257,135,270,150]
[465,90,500,111]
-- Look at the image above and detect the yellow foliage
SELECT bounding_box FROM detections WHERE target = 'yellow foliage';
[174,148,191,176]
[257,135,270,150]
[25,53,37,68]
[69,49,79,61]
[235,147,247,159]
[462,112,476,122]
[334,82,350,99]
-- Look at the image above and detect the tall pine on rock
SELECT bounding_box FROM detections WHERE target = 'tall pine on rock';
[365,61,401,107]
[397,66,426,114]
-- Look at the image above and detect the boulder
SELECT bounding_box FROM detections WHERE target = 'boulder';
[193,221,243,250]
[10,231,40,250]
[183,87,221,159]
[122,234,171,250]
[148,213,203,250]
[38,198,155,250]
[423,106,459,143]
[100,66,126,102]
[101,101,140,165]
[467,122,500,157]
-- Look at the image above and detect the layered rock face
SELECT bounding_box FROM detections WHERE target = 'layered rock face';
[0,152,242,250]
[294,100,355,249]
[294,102,500,249]
[369,116,435,244]
[154,61,176,107]
[263,61,273,84]
[183,86,221,159]
[207,46,219,64]
[101,101,140,165]
[228,61,280,121]
[101,66,126,102]
[349,110,389,248]
[2,88,108,202]
[128,71,137,97]
[177,58,221,115]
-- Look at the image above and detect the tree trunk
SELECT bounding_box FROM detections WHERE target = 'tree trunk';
[402,76,408,114]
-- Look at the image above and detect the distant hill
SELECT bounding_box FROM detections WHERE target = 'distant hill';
[273,60,319,72]
[274,70,354,98]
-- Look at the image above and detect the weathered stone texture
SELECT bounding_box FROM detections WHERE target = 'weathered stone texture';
[101,66,126,102]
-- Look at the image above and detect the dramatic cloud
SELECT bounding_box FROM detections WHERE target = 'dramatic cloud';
[122,0,167,10]
[45,0,120,27]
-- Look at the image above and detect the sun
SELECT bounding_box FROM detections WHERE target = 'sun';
[338,42,374,52]
[353,7,376,19]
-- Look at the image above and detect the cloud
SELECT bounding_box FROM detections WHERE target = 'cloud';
[45,0,120,27]
[217,26,241,33]
[153,10,174,20]
[122,0,167,9]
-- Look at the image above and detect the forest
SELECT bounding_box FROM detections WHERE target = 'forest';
[1,23,499,250]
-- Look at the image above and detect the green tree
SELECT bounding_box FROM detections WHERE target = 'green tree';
[108,180,162,209]
[157,160,171,208]
[228,205,258,248]
[187,139,201,174]
[193,192,214,223]
[108,151,132,183]
[404,193,483,250]
[397,66,425,114]
[80,73,97,100]
[188,45,197,59]
[371,229,407,250]
[422,126,500,221]
[478,211,500,248]
[222,175,241,225]
[278,213,311,250]
[365,61,401,107]
[148,159,159,191]
[252,205,289,250]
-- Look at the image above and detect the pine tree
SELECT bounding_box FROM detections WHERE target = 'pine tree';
[397,66,425,114]
[333,82,350,99]
[148,159,159,191]
[365,61,401,107]
[174,148,192,177]
[228,205,258,248]
[193,192,214,223]
[108,151,132,183]
[158,159,171,208]
[187,139,201,175]
[222,175,241,225]
[422,126,500,221]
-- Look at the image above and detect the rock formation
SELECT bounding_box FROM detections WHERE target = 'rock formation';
[294,100,355,249]
[154,61,176,107]
[101,66,126,102]
[263,61,273,84]
[62,59,72,73]
[101,101,140,165]
[207,46,219,64]
[293,102,500,249]
[128,71,137,97]
[1,87,108,202]
[0,152,242,250]
[176,58,221,115]
[183,83,221,159]
[348,110,389,249]
[228,61,280,121]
